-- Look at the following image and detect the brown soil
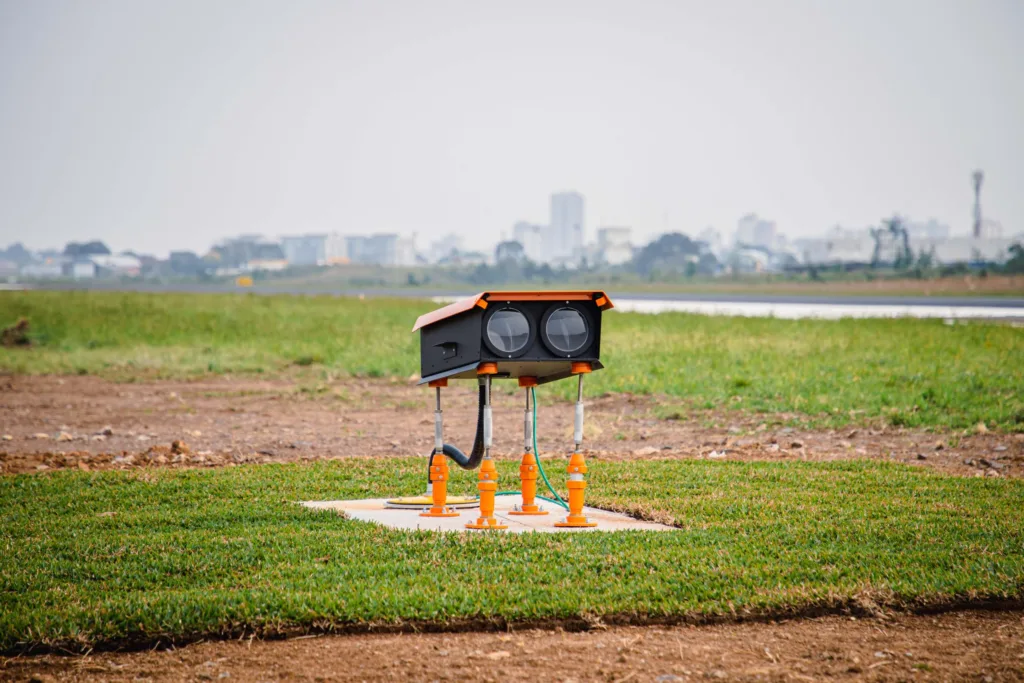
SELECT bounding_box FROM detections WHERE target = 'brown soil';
[668,273,1024,296]
[0,318,30,348]
[1,375,1020,478]
[2,611,1022,682]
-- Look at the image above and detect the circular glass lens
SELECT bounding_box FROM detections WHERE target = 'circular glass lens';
[545,308,588,354]
[486,308,530,354]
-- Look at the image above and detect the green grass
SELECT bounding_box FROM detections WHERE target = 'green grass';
[1,290,1022,430]
[0,291,420,379]
[1,459,1022,651]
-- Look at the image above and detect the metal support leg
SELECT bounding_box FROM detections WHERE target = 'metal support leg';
[421,385,458,517]
[556,372,597,528]
[509,385,547,516]
[466,374,507,530]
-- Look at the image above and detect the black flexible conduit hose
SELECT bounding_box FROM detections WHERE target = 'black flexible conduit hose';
[424,383,486,483]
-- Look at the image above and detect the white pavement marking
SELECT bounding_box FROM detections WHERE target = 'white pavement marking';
[608,299,1024,320]
[430,296,1024,320]
[301,497,674,533]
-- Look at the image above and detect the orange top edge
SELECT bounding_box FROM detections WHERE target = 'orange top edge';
[411,291,614,332]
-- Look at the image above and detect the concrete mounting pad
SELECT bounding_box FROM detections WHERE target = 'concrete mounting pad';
[300,497,675,533]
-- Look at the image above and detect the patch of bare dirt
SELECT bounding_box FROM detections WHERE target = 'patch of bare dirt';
[0,374,1020,477]
[0,318,30,348]
[3,611,1022,682]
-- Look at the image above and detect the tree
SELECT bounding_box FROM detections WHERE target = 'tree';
[63,241,111,257]
[494,240,526,264]
[916,247,936,270]
[869,227,884,268]
[169,251,205,276]
[870,215,912,269]
[1006,243,1024,274]
[0,242,33,266]
[631,233,711,276]
[884,215,913,269]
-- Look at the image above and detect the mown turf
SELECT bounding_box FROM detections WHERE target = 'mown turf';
[1,290,1022,430]
[1,459,1022,652]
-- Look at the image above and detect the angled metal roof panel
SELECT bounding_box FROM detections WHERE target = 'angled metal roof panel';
[411,293,487,332]
[411,290,613,332]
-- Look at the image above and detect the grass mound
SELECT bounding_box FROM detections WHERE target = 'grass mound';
[2,459,1022,652]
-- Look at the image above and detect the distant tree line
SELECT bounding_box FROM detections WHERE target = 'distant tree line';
[631,233,719,277]
[63,241,111,258]
[866,214,1024,277]
[466,232,720,285]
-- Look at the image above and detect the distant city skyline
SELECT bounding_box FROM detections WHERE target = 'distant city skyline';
[1,0,1022,258]
[5,185,1019,279]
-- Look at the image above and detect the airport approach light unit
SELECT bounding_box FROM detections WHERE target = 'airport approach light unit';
[388,291,614,529]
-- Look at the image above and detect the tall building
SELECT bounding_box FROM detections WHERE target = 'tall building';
[210,235,285,269]
[735,214,776,250]
[281,234,347,266]
[906,219,951,241]
[596,226,633,265]
[394,236,417,266]
[428,234,463,264]
[512,221,545,263]
[346,234,417,266]
[696,227,727,261]
[549,191,585,265]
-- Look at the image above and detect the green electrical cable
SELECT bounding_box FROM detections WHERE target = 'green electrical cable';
[530,386,568,509]
[494,491,566,507]
[494,387,569,510]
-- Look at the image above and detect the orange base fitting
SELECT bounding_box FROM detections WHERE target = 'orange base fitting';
[420,452,459,518]
[508,451,548,516]
[464,516,508,529]
[465,458,508,530]
[554,452,597,528]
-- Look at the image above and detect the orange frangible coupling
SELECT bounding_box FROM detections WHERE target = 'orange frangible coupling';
[508,450,547,516]
[554,452,596,528]
[420,452,459,518]
[509,378,548,516]
[555,369,597,528]
[465,458,507,529]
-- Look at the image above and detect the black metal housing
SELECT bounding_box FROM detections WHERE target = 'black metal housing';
[418,295,606,385]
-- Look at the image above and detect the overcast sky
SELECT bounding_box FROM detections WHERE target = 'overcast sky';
[0,0,1021,257]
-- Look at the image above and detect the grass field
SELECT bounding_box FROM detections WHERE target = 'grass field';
[264,264,1024,298]
[2,290,1022,430]
[2,291,1023,655]
[1,459,1022,652]
[1,290,1022,430]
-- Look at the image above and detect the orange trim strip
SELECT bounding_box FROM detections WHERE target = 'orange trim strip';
[486,292,593,302]
[412,291,614,332]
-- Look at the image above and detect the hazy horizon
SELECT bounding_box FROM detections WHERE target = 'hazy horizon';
[1,0,1021,258]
